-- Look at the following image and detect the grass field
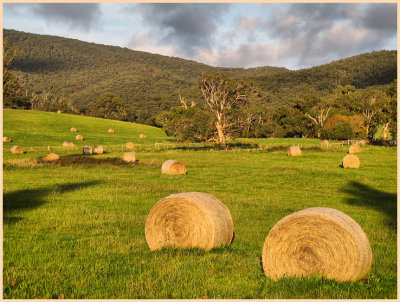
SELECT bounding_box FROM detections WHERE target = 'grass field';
[3,109,397,299]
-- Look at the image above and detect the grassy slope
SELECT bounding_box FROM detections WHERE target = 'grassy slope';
[3,110,397,299]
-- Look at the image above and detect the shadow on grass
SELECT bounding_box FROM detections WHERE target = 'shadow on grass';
[3,180,102,225]
[171,143,323,152]
[341,181,397,230]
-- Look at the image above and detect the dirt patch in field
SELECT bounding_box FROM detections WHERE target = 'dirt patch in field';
[3,159,44,168]
[56,155,137,167]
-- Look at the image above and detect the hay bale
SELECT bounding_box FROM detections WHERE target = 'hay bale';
[321,140,329,147]
[123,152,136,162]
[42,153,59,162]
[145,192,234,251]
[83,146,92,155]
[68,143,75,147]
[126,142,135,149]
[287,146,301,156]
[3,137,11,142]
[108,129,115,133]
[161,160,186,175]
[262,207,372,282]
[71,128,77,132]
[62,142,70,147]
[139,134,146,139]
[76,135,84,141]
[349,144,361,154]
[10,146,23,154]
[94,145,103,154]
[57,110,62,114]
[342,155,360,168]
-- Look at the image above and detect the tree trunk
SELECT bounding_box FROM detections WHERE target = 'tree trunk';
[216,122,226,147]
[382,122,390,140]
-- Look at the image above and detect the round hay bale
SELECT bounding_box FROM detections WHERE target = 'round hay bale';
[71,127,77,132]
[83,146,92,155]
[123,152,136,162]
[62,141,70,147]
[76,135,83,141]
[349,144,360,154]
[94,145,103,154]
[145,192,234,251]
[10,146,23,154]
[321,140,329,147]
[161,160,186,175]
[108,129,115,133]
[42,153,59,162]
[126,142,135,149]
[139,134,146,139]
[68,143,75,147]
[262,207,372,282]
[57,110,62,114]
[3,137,11,142]
[287,146,301,156]
[342,155,360,168]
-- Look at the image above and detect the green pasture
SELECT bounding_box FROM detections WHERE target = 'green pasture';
[3,110,397,299]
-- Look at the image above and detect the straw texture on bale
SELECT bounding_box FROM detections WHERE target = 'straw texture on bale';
[63,142,70,147]
[262,207,372,282]
[94,145,103,154]
[126,142,135,149]
[321,140,329,147]
[287,146,301,156]
[349,144,361,154]
[76,135,84,141]
[145,192,234,251]
[3,137,11,142]
[42,153,59,162]
[139,134,146,139]
[342,155,360,168]
[71,128,77,132]
[123,152,136,162]
[10,146,23,154]
[161,160,186,175]
[83,146,92,155]
[108,129,115,133]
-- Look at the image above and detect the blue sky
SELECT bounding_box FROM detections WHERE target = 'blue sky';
[3,3,397,70]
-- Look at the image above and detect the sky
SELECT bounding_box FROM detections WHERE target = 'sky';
[3,3,397,70]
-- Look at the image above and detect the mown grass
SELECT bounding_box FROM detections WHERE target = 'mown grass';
[3,110,397,299]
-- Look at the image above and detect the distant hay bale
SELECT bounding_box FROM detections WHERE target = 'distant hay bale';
[94,145,103,154]
[349,144,361,154]
[161,160,186,175]
[123,152,136,162]
[145,192,234,251]
[139,134,146,139]
[76,135,84,141]
[126,142,135,149]
[68,143,75,147]
[42,153,59,162]
[83,146,92,155]
[10,146,23,154]
[262,207,372,282]
[71,128,77,132]
[342,155,360,168]
[3,137,11,142]
[321,140,329,147]
[57,110,62,114]
[108,129,115,133]
[287,146,301,156]
[63,142,70,147]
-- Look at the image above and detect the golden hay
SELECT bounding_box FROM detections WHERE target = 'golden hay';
[349,144,361,154]
[63,142,70,147]
[342,155,360,168]
[139,134,146,139]
[145,192,234,251]
[10,146,23,154]
[123,152,136,162]
[262,207,372,282]
[287,146,301,156]
[3,137,11,142]
[161,160,186,175]
[108,129,115,133]
[126,142,135,149]
[94,145,103,154]
[42,153,59,162]
[83,146,92,155]
[76,135,84,141]
[57,110,62,114]
[321,140,329,147]
[68,143,75,147]
[71,128,77,132]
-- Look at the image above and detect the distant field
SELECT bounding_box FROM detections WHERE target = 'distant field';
[3,110,397,299]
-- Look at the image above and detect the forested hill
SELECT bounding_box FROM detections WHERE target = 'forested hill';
[4,29,397,124]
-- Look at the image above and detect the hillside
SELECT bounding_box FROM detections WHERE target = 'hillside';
[4,29,397,123]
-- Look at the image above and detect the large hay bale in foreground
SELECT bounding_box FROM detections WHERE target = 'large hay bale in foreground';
[349,144,361,154]
[262,207,372,282]
[139,134,146,139]
[71,128,77,132]
[83,146,92,155]
[42,153,59,162]
[108,129,115,133]
[10,146,23,154]
[145,192,234,251]
[76,135,84,141]
[342,155,360,168]
[94,145,103,154]
[126,142,135,149]
[3,137,11,142]
[123,152,136,162]
[287,146,301,156]
[161,160,186,175]
[321,140,329,147]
